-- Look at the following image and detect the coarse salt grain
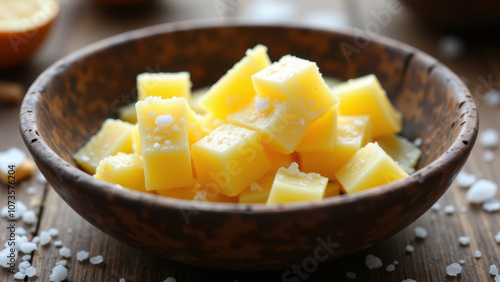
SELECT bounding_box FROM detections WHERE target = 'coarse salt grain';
[48,228,59,237]
[284,162,300,176]
[431,203,441,211]
[386,264,395,272]
[480,129,499,148]
[37,172,47,184]
[22,210,36,224]
[484,89,500,107]
[15,227,27,236]
[414,137,423,147]
[496,275,500,282]
[484,151,495,163]
[90,255,104,265]
[459,260,465,265]
[54,241,63,247]
[59,247,71,258]
[491,265,499,276]
[76,250,89,261]
[255,98,271,112]
[49,264,68,282]
[456,171,477,188]
[26,186,37,195]
[13,272,26,280]
[2,201,27,220]
[406,245,414,252]
[120,279,126,282]
[444,205,455,215]
[365,254,382,269]
[163,277,176,282]
[483,199,500,212]
[415,227,428,239]
[31,236,40,244]
[346,272,356,279]
[153,142,160,150]
[25,266,36,277]
[446,262,462,276]
[466,179,498,203]
[475,250,482,258]
[155,114,174,127]
[20,242,37,253]
[18,261,30,271]
[495,232,500,243]
[458,236,470,246]
[0,248,17,268]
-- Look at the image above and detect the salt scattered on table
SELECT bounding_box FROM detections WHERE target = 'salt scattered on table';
[480,129,499,148]
[386,264,395,272]
[48,228,59,237]
[21,255,31,261]
[20,242,37,253]
[25,266,36,277]
[496,275,500,282]
[431,203,441,211]
[163,277,176,282]
[53,240,63,247]
[415,227,428,239]
[22,210,36,224]
[456,171,477,188]
[15,227,27,236]
[485,89,500,107]
[444,205,455,215]
[90,255,104,265]
[491,265,499,276]
[1,201,27,220]
[55,260,67,266]
[49,264,68,282]
[446,262,462,276]
[413,137,423,147]
[77,250,89,261]
[31,236,40,244]
[365,254,382,269]
[40,231,51,245]
[483,199,500,212]
[459,260,465,265]
[467,179,498,203]
[346,272,356,279]
[13,272,26,280]
[59,247,71,258]
[484,150,495,162]
[26,186,37,195]
[406,245,414,252]
[18,261,30,271]
[475,250,482,258]
[458,236,470,246]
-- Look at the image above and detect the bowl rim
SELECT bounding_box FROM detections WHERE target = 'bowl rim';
[20,19,478,214]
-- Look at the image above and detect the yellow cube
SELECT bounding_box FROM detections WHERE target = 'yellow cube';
[131,124,141,155]
[375,134,422,174]
[119,103,137,124]
[267,162,328,204]
[199,45,271,119]
[137,72,191,101]
[332,74,402,138]
[325,181,342,197]
[335,142,409,193]
[191,124,270,197]
[74,119,134,174]
[238,174,274,204]
[264,149,296,176]
[227,98,312,154]
[136,97,194,190]
[199,113,227,135]
[299,115,371,180]
[252,55,339,119]
[296,106,338,152]
[94,153,147,192]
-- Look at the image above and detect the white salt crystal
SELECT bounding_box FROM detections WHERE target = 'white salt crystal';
[18,261,30,271]
[446,262,462,276]
[484,89,500,107]
[155,114,173,127]
[5,234,28,250]
[49,264,68,282]
[54,241,63,247]
[461,206,468,213]
[163,278,176,282]
[299,119,305,125]
[386,264,395,272]
[40,231,51,245]
[153,142,160,150]
[480,129,499,148]
[346,272,356,279]
[365,254,382,269]
[55,260,67,266]
[484,151,495,163]
[20,242,37,253]
[15,227,27,236]
[2,201,27,220]
[0,248,17,268]
[22,255,31,261]
[59,247,71,258]
[90,255,104,265]
[444,205,455,214]
[415,227,428,239]
[76,250,89,261]
[491,265,499,276]
[254,98,271,112]
[467,179,498,203]
[81,155,90,162]
[393,260,399,265]
[48,228,59,237]
[120,279,126,282]
[475,250,482,258]
[284,162,300,176]
[0,147,26,174]
[171,125,180,132]
[456,171,477,188]
[431,203,441,211]
[438,35,464,58]
[406,245,414,252]
[413,137,423,147]
[25,266,36,277]
[458,236,470,246]
[32,236,40,244]
[22,210,36,224]
[483,199,500,212]
[459,260,465,264]
[26,186,37,195]
[495,232,500,243]
[496,275,500,282]
[36,172,47,184]
[13,272,26,280]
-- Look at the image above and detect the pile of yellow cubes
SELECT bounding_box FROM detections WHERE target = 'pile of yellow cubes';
[74,45,421,204]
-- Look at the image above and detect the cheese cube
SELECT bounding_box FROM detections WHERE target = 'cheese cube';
[185,105,206,146]
[267,163,328,204]
[119,103,137,123]
[74,119,134,174]
[252,55,339,119]
[264,149,296,176]
[325,181,342,197]
[238,174,274,204]
[137,72,191,101]
[375,134,422,174]
[335,142,409,193]
[131,124,141,155]
[299,115,371,180]
[94,153,148,192]
[191,124,270,197]
[227,98,312,154]
[296,106,338,152]
[199,45,271,119]
[136,97,193,190]
[333,74,402,138]
[199,113,226,135]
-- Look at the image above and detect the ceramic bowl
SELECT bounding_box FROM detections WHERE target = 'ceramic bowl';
[20,21,478,270]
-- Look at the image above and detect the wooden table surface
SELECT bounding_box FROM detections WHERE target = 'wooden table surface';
[1,0,500,281]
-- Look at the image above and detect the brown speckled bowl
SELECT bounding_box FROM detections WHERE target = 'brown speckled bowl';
[20,21,478,270]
